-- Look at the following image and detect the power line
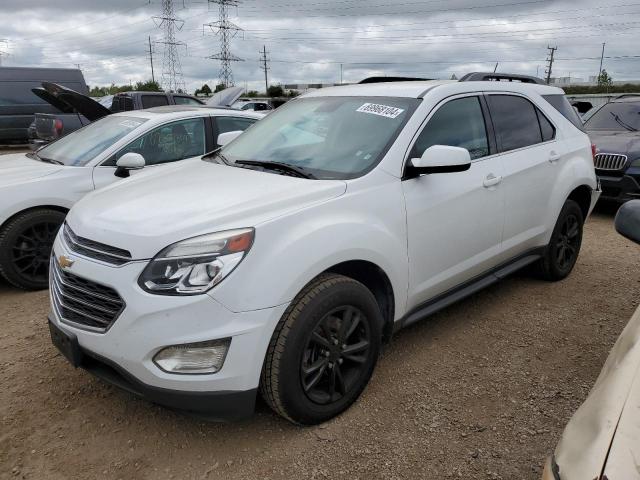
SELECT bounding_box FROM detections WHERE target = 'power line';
[154,0,186,92]
[204,0,244,87]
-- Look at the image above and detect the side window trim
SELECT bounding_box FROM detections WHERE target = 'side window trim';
[403,93,491,177]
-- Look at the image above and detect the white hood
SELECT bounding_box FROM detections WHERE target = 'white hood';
[67,160,346,259]
[0,154,63,187]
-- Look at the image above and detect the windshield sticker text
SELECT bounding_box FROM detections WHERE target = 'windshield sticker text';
[356,103,405,119]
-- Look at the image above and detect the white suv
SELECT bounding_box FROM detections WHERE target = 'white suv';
[48,77,600,425]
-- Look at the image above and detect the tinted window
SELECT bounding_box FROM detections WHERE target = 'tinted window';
[542,94,584,131]
[537,109,556,142]
[583,102,640,131]
[108,117,206,166]
[215,116,257,145]
[488,95,542,152]
[112,96,133,112]
[0,81,84,106]
[141,95,169,109]
[411,96,489,160]
[173,96,203,105]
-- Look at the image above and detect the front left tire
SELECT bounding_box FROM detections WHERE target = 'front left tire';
[0,209,66,290]
[260,273,383,425]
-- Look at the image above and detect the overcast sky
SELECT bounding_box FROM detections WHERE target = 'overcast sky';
[1,0,639,93]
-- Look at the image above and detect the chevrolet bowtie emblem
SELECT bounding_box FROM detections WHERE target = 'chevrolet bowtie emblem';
[58,255,74,269]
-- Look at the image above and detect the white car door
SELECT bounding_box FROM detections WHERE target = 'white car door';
[484,94,559,259]
[92,117,208,190]
[402,94,505,310]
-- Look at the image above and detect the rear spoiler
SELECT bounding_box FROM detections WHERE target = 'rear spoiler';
[459,72,546,84]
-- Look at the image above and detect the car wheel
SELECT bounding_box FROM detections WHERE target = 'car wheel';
[260,273,383,425]
[535,199,584,281]
[0,209,66,290]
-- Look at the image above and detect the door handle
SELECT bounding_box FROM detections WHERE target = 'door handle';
[549,151,561,163]
[483,173,503,188]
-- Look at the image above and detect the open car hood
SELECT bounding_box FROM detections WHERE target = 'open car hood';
[206,86,244,107]
[31,87,75,114]
[41,82,111,122]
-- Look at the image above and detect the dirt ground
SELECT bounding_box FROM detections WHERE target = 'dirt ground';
[1,206,639,480]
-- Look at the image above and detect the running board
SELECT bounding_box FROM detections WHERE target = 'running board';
[395,250,543,332]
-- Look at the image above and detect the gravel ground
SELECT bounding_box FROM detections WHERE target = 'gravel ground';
[1,206,639,480]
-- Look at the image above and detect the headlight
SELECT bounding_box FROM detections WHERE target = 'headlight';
[139,228,254,295]
[631,158,640,167]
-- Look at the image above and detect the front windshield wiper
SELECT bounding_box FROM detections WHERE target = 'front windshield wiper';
[610,112,638,132]
[235,160,316,179]
[26,151,63,165]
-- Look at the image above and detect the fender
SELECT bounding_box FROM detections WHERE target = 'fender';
[209,171,410,319]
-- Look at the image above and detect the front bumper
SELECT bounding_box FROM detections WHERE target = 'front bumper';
[598,172,640,202]
[48,236,288,418]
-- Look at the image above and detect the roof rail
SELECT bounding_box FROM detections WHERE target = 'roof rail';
[459,72,546,85]
[614,93,640,100]
[358,76,432,84]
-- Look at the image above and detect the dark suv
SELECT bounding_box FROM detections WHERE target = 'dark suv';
[585,96,640,202]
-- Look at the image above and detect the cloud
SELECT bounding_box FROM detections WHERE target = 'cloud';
[2,0,639,93]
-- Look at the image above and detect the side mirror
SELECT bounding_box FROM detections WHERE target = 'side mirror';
[115,152,145,178]
[615,200,640,244]
[217,130,243,147]
[407,145,472,177]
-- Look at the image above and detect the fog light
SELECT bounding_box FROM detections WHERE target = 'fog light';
[153,338,231,374]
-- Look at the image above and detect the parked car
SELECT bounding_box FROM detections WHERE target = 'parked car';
[47,76,599,424]
[232,100,273,112]
[0,67,88,144]
[0,106,261,290]
[584,95,640,202]
[542,200,640,480]
[28,82,208,149]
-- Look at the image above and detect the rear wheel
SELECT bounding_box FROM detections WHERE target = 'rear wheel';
[0,209,66,290]
[534,199,584,281]
[260,273,382,425]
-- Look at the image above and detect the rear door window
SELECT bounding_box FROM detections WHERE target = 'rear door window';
[487,95,543,152]
[141,95,169,109]
[173,96,203,106]
[537,109,556,142]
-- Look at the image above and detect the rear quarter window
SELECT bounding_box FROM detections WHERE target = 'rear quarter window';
[542,94,584,131]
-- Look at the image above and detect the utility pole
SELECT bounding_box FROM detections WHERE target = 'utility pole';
[340,63,343,84]
[598,42,606,80]
[259,45,269,94]
[493,62,499,73]
[153,0,186,93]
[545,45,557,85]
[148,36,156,83]
[204,0,243,88]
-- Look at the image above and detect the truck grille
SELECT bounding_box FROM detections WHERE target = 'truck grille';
[50,258,125,332]
[62,223,132,266]
[594,153,628,171]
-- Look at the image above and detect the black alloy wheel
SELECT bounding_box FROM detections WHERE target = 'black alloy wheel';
[301,306,371,405]
[0,209,66,290]
[555,213,580,271]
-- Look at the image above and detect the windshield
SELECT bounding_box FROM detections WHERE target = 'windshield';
[37,115,147,166]
[584,102,640,131]
[219,96,419,179]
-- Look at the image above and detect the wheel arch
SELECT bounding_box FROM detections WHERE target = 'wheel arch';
[567,184,593,220]
[0,205,69,233]
[322,260,396,343]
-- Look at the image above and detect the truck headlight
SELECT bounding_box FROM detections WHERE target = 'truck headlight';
[139,228,254,295]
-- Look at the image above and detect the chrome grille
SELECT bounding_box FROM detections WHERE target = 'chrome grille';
[50,258,125,332]
[62,223,132,266]
[594,153,628,171]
